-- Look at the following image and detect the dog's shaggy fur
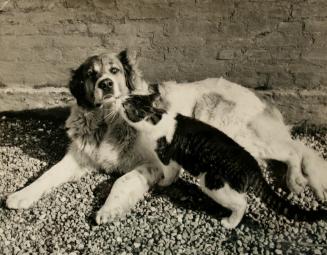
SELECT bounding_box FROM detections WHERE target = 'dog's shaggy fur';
[6,50,327,224]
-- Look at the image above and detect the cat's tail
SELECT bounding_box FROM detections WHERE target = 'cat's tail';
[251,170,327,222]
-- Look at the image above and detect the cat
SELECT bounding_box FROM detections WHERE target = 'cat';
[118,93,327,229]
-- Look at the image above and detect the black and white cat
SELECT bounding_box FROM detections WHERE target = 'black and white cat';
[119,93,326,229]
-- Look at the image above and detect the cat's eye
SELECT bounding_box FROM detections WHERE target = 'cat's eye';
[110,67,120,74]
[153,100,160,108]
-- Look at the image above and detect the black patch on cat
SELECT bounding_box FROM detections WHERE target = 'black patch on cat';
[148,110,164,125]
[155,136,172,165]
[204,172,225,190]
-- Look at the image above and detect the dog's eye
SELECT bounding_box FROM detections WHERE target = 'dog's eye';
[110,67,119,74]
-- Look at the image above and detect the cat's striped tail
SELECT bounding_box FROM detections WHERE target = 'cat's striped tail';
[251,170,327,222]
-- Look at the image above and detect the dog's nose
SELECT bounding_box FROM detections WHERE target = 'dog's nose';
[98,78,113,90]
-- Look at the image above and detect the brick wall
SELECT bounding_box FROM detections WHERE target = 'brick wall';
[0,0,327,123]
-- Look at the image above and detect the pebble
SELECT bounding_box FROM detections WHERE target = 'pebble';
[164,248,173,255]
[133,243,141,248]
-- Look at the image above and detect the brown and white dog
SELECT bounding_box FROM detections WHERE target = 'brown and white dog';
[6,50,327,224]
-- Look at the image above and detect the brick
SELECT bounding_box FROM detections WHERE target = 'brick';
[246,18,277,37]
[138,58,180,82]
[313,34,327,47]
[102,35,151,52]
[37,49,63,62]
[305,21,327,33]
[38,24,65,35]
[221,22,249,38]
[180,1,234,19]
[0,35,53,50]
[63,0,94,9]
[268,72,293,88]
[303,49,327,61]
[256,31,303,47]
[63,23,88,34]
[294,72,321,88]
[136,21,163,38]
[126,4,177,19]
[141,48,165,61]
[114,23,138,35]
[16,0,46,10]
[29,10,78,24]
[293,1,327,18]
[277,22,302,35]
[61,48,90,66]
[217,49,242,60]
[52,35,102,48]
[0,24,39,35]
[238,1,290,19]
[245,50,271,60]
[88,23,114,35]
[93,0,116,9]
[270,48,300,60]
[152,35,206,49]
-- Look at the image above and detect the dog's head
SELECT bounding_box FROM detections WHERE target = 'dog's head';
[69,49,143,109]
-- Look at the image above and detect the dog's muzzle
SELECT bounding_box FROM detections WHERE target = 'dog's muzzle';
[98,78,114,91]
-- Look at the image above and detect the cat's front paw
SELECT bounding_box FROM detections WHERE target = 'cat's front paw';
[95,206,126,225]
[158,164,181,187]
[6,189,41,209]
[221,217,239,229]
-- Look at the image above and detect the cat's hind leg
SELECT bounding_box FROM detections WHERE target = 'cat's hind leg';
[198,174,247,229]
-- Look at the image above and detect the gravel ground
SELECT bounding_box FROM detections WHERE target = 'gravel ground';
[0,116,327,255]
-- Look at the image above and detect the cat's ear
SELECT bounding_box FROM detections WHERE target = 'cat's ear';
[148,83,160,95]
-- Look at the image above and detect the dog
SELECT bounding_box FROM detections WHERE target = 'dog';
[6,49,327,224]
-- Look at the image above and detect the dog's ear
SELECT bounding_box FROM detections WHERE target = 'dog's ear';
[117,49,142,91]
[69,63,88,107]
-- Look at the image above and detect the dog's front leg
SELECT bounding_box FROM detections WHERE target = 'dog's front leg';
[96,164,162,224]
[6,150,87,209]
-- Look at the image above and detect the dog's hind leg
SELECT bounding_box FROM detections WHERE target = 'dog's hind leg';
[96,163,162,224]
[6,150,87,209]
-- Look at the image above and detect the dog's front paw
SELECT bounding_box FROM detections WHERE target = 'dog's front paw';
[6,189,41,209]
[287,171,308,194]
[221,217,239,229]
[95,206,125,225]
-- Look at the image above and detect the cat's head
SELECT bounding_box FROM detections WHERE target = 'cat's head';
[119,93,166,130]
